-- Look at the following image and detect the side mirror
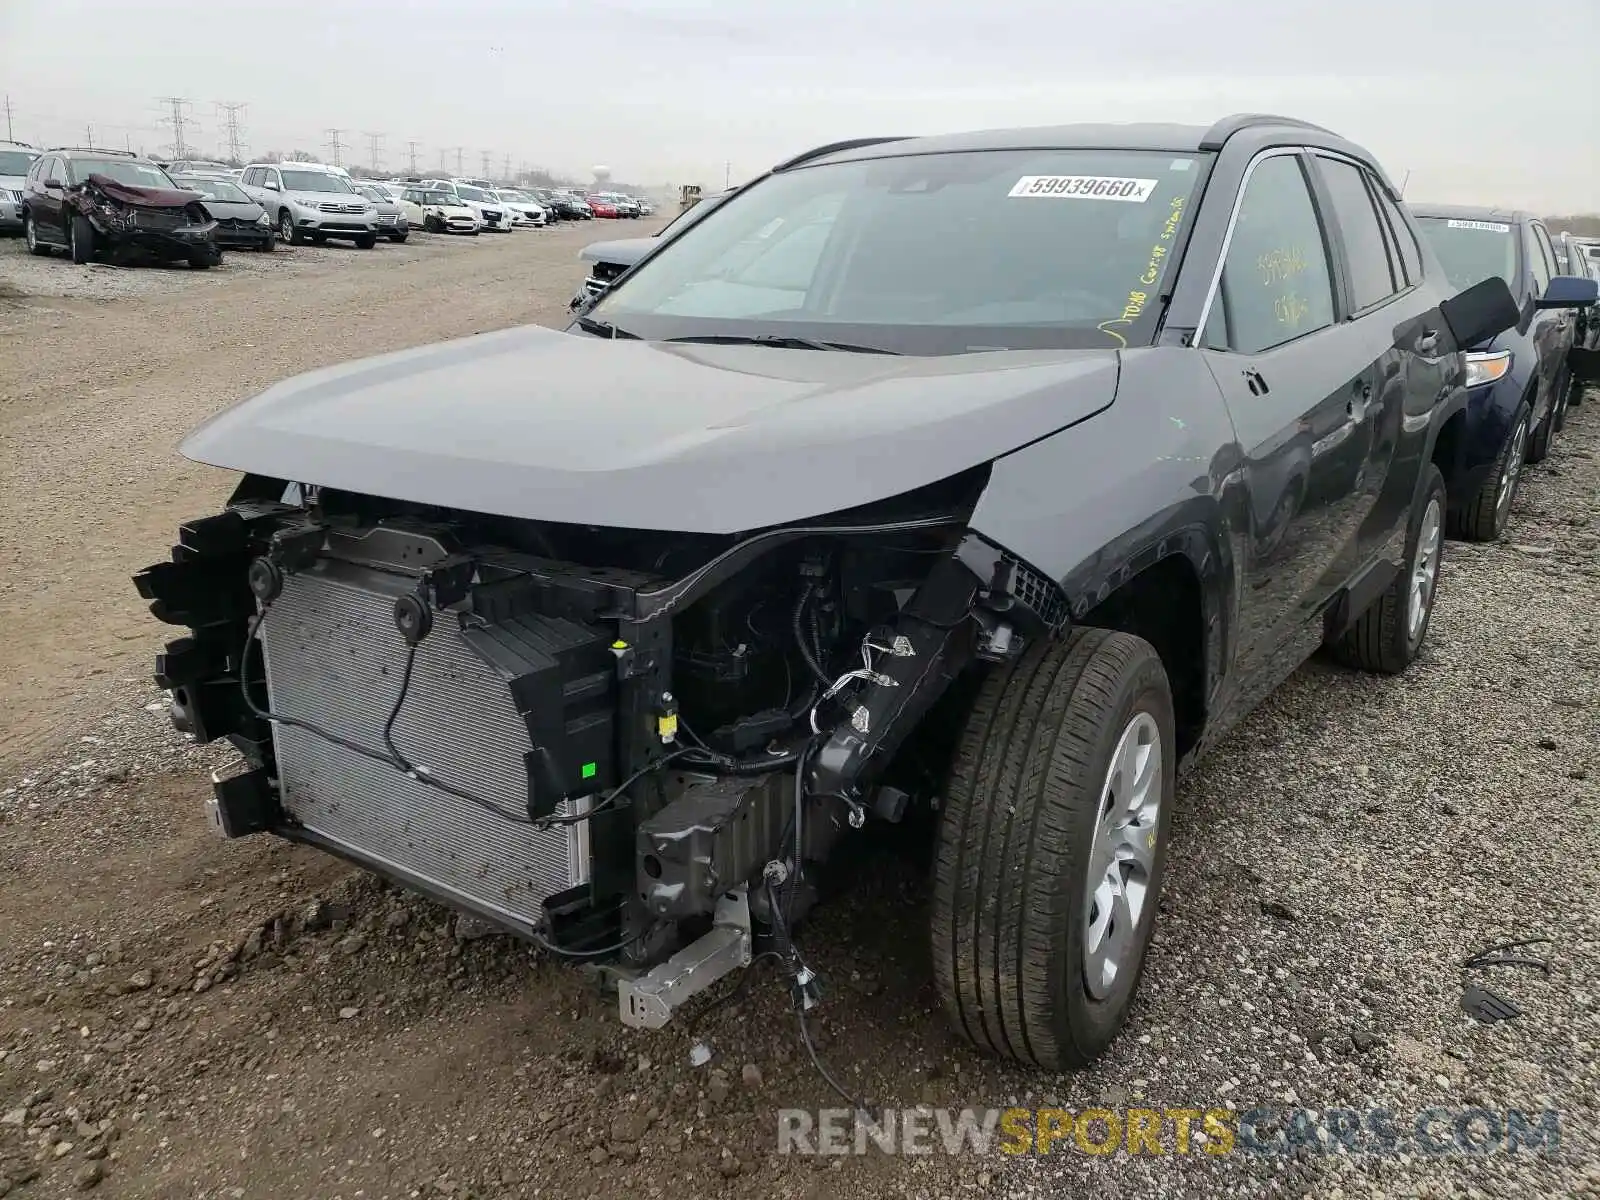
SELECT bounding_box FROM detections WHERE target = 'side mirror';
[44,177,63,190]
[1535,275,1600,310]
[1440,275,1521,350]
[264,180,280,192]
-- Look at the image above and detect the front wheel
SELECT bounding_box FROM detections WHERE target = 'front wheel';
[931,627,1175,1071]
[189,246,220,269]
[278,210,305,245]
[69,214,95,264]
[354,233,377,249]
[1334,463,1446,674]
[1449,402,1527,542]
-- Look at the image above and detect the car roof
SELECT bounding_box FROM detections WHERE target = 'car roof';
[1409,202,1532,224]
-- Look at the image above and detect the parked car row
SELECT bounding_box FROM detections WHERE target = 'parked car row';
[2,139,662,265]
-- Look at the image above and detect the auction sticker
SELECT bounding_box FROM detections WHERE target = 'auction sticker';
[1446,219,1511,233]
[1009,175,1158,201]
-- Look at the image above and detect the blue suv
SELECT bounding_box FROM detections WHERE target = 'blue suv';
[1413,206,1598,540]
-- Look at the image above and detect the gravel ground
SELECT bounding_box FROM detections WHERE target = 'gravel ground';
[0,225,1596,1198]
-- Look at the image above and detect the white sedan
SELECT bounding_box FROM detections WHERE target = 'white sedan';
[492,189,548,228]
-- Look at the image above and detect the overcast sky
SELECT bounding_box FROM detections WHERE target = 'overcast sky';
[2,0,1595,209]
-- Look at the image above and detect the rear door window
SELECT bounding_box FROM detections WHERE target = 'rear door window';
[1207,153,1337,354]
[1315,157,1398,311]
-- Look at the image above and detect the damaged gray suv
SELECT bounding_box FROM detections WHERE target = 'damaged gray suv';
[137,115,1517,1071]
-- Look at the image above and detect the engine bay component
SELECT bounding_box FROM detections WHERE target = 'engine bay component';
[617,887,753,1030]
[636,776,787,920]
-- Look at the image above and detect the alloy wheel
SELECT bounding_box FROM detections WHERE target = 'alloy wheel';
[1408,497,1443,640]
[1082,711,1163,1001]
[279,212,294,242]
[1496,419,1526,524]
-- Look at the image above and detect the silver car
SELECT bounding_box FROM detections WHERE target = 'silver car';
[352,183,409,243]
[238,163,379,247]
[0,141,40,233]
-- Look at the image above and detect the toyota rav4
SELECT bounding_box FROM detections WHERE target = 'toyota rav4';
[137,115,1518,1071]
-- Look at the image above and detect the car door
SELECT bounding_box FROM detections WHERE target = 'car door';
[33,155,66,241]
[1195,149,1362,687]
[1304,152,1447,580]
[1524,221,1565,424]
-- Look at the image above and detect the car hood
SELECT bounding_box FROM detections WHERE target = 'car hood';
[183,325,1120,534]
[579,237,654,269]
[0,174,26,190]
[201,199,265,221]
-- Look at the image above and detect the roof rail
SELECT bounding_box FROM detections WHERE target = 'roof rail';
[771,136,910,172]
[1198,114,1335,151]
[2,138,39,149]
[50,146,139,157]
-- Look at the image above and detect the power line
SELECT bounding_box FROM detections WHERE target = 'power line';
[406,139,421,174]
[216,102,247,163]
[364,131,385,174]
[156,96,197,158]
[325,128,345,167]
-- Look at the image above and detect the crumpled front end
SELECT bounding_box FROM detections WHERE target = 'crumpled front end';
[72,181,218,259]
[132,467,1067,1028]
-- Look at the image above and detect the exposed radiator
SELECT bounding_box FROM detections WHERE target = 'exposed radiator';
[258,568,589,928]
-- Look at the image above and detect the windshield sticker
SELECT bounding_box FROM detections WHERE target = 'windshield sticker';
[1170,159,1194,171]
[1446,219,1511,233]
[1009,175,1158,202]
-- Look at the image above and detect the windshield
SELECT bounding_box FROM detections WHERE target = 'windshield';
[420,190,457,205]
[280,169,354,194]
[355,185,386,202]
[456,185,491,202]
[1416,217,1520,295]
[0,150,37,176]
[181,179,250,203]
[592,149,1205,353]
[71,158,176,188]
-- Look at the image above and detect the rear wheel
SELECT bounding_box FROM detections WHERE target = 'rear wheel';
[1335,463,1446,674]
[1552,370,1572,433]
[931,627,1175,1070]
[188,246,220,269]
[1449,402,1527,542]
[23,213,50,256]
[1526,388,1555,463]
[69,214,95,264]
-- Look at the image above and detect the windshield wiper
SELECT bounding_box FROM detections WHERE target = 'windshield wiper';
[663,333,901,355]
[572,315,641,340]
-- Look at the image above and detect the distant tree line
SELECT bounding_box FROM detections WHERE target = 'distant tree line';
[1547,215,1600,238]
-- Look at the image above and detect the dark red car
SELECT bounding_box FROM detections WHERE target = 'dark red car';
[585,195,619,218]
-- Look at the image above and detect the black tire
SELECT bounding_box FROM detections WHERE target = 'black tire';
[354,233,377,249]
[1552,370,1571,433]
[69,214,95,265]
[389,232,408,244]
[188,247,220,269]
[23,212,50,256]
[278,210,305,245]
[931,627,1175,1071]
[1334,463,1446,674]
[1526,390,1554,463]
[311,232,327,245]
[424,216,441,233]
[1449,402,1527,542]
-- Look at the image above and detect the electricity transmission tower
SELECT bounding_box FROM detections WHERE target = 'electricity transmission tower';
[502,153,511,180]
[156,97,197,158]
[364,132,386,174]
[2,94,14,142]
[480,150,493,177]
[407,140,421,174]
[215,102,247,163]
[453,147,465,174]
[325,128,346,167]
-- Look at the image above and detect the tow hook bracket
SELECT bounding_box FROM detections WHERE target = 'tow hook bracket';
[617,888,752,1029]
[205,756,279,839]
